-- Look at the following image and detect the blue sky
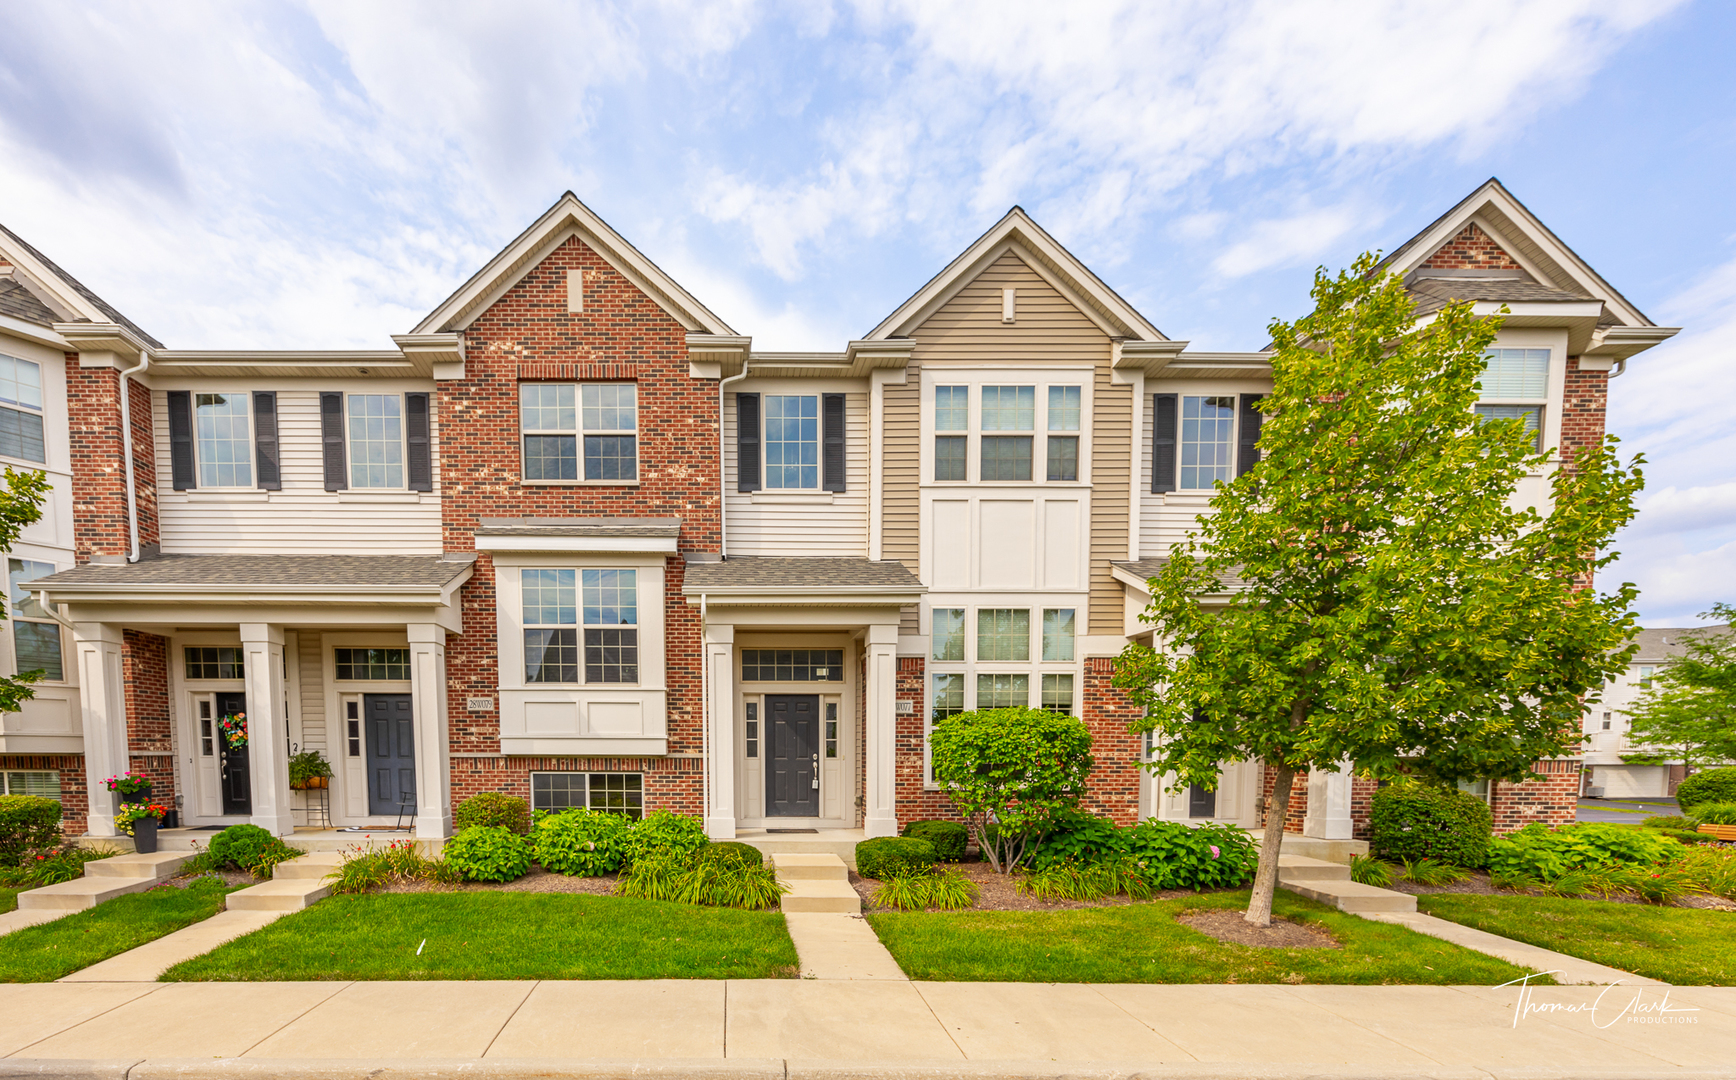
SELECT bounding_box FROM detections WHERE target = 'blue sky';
[0,0,1731,625]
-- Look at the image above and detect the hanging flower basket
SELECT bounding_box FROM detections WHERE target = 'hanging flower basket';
[218,712,248,750]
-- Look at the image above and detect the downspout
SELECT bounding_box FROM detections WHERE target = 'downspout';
[718,356,754,561]
[117,350,152,562]
[699,593,709,833]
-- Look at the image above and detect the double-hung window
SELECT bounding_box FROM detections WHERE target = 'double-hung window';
[0,355,45,464]
[7,559,61,680]
[934,386,968,482]
[195,393,253,487]
[1179,395,1235,489]
[1474,348,1548,452]
[764,395,819,488]
[932,381,1084,483]
[980,386,1034,481]
[522,569,638,685]
[521,384,638,482]
[925,603,1078,781]
[1047,386,1080,481]
[347,394,404,489]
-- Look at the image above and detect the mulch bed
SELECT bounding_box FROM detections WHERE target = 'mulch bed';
[1179,908,1339,949]
[164,868,254,890]
[381,866,619,895]
[852,858,1230,913]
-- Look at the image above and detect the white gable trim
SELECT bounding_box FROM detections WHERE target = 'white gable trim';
[413,193,735,337]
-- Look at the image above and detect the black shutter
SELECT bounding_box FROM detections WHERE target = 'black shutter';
[251,391,280,490]
[736,393,760,492]
[822,392,845,492]
[406,392,432,492]
[320,391,347,491]
[1151,393,1177,493]
[167,390,195,491]
[1237,394,1264,477]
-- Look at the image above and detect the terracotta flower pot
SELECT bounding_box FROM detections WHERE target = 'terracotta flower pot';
[309,776,328,789]
[133,817,159,854]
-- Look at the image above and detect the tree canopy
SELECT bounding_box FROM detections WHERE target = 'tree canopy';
[1114,253,1645,925]
[1622,606,1736,771]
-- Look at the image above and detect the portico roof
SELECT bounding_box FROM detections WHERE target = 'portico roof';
[683,557,924,606]
[33,553,475,608]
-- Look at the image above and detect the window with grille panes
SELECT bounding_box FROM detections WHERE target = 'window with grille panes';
[1046,386,1080,482]
[740,649,842,681]
[1041,674,1074,714]
[934,386,968,481]
[1180,395,1236,489]
[530,771,643,818]
[976,673,1029,709]
[347,394,405,489]
[194,393,252,487]
[8,559,61,680]
[185,647,243,680]
[334,648,409,680]
[0,355,46,464]
[976,609,1030,661]
[522,569,639,685]
[926,673,965,784]
[980,386,1034,481]
[521,383,638,482]
[763,395,820,489]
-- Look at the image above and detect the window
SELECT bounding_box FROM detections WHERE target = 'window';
[976,673,1028,709]
[1474,405,1541,451]
[825,703,838,758]
[521,384,576,480]
[0,355,45,463]
[334,648,409,680]
[583,569,638,683]
[522,569,577,683]
[199,700,214,756]
[1457,778,1491,803]
[1475,348,1548,453]
[1047,387,1079,482]
[1041,673,1073,714]
[935,386,967,481]
[1,770,58,802]
[1041,609,1074,662]
[347,394,405,489]
[977,609,1030,661]
[980,386,1034,482]
[1638,665,1655,689]
[1180,395,1235,489]
[932,673,964,722]
[521,384,637,483]
[185,647,243,680]
[346,700,361,757]
[932,609,966,662]
[745,702,759,758]
[8,559,61,680]
[194,393,252,487]
[530,771,643,819]
[764,395,819,489]
[741,649,843,681]
[520,568,641,684]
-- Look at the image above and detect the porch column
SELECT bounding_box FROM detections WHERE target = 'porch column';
[1302,761,1354,840]
[239,623,295,836]
[408,623,453,840]
[863,623,899,838]
[73,623,128,837]
[704,622,736,839]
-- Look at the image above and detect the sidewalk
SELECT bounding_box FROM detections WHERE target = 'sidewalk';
[1,980,1732,1077]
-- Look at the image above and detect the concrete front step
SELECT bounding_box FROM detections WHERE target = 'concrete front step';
[1276,854,1351,881]
[18,852,192,911]
[82,852,192,879]
[770,853,848,881]
[736,829,865,871]
[1280,877,1416,913]
[773,853,860,913]
[226,877,333,911]
[271,852,345,880]
[1274,835,1369,864]
[93,828,434,855]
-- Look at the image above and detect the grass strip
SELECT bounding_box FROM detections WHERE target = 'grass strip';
[0,878,231,982]
[162,892,800,981]
[1417,893,1736,985]
[0,887,18,915]
[867,889,1547,985]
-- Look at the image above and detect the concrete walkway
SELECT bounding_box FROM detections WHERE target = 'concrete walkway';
[0,980,1731,1076]
[782,913,907,980]
[1367,910,1667,987]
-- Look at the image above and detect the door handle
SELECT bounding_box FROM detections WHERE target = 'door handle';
[811,753,820,789]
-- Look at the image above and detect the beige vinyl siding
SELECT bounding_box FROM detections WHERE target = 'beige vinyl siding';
[882,363,921,576]
[1088,366,1131,635]
[153,387,441,555]
[908,252,1109,362]
[724,389,869,557]
[298,631,325,752]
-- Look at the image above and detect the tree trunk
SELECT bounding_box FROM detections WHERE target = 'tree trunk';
[1245,762,1296,927]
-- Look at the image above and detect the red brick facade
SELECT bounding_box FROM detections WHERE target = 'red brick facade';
[122,630,174,813]
[0,753,88,835]
[65,359,157,563]
[1260,760,1581,839]
[1419,223,1523,271]
[1078,658,1143,825]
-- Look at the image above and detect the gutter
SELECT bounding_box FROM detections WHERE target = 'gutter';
[716,357,755,561]
[117,351,151,562]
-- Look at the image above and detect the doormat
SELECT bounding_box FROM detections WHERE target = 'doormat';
[767,828,818,834]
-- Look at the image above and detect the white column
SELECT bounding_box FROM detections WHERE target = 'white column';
[704,622,736,839]
[239,623,295,836]
[863,623,899,838]
[409,623,453,840]
[73,623,128,837]
[1302,761,1355,840]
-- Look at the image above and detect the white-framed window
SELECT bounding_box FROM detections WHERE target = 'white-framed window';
[334,648,409,680]
[1047,386,1080,482]
[521,383,638,482]
[0,770,58,802]
[530,771,643,818]
[1637,664,1655,689]
[927,375,1088,485]
[8,558,62,681]
[0,355,45,464]
[1179,395,1236,490]
[934,386,968,482]
[184,647,243,680]
[522,568,638,685]
[194,392,253,488]
[1474,348,1548,452]
[347,394,405,489]
[980,385,1034,481]
[764,394,819,489]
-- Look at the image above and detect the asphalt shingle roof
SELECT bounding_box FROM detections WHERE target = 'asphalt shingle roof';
[1406,277,1597,318]
[684,557,922,591]
[476,517,681,538]
[1113,557,1247,591]
[0,278,58,328]
[0,221,163,349]
[1628,625,1730,663]
[35,554,474,589]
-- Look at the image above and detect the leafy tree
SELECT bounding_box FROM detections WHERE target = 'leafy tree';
[1114,254,1644,926]
[0,466,51,715]
[1622,606,1736,771]
[928,707,1093,873]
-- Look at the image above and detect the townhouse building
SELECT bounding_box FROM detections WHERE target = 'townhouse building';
[1582,625,1731,798]
[2,178,1678,846]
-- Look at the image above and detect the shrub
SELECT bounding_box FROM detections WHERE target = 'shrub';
[1015,859,1151,901]
[623,810,709,867]
[1123,820,1258,890]
[671,857,785,909]
[1676,767,1736,812]
[614,850,691,902]
[1677,846,1736,899]
[0,845,116,887]
[534,808,631,876]
[1487,822,1682,882]
[699,841,764,871]
[1349,854,1395,888]
[1692,802,1736,826]
[874,866,979,911]
[1399,856,1470,886]
[1642,815,1695,829]
[928,707,1093,873]
[324,839,457,894]
[856,836,936,880]
[0,795,61,866]
[901,820,969,862]
[208,824,302,878]
[1368,782,1493,868]
[443,825,532,882]
[1657,827,1725,846]
[1029,809,1128,869]
[454,792,531,835]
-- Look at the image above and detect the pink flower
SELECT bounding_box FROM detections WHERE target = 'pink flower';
[1209,845,1221,859]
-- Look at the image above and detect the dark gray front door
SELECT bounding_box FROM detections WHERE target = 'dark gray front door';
[365,694,416,816]
[216,691,251,815]
[766,694,819,817]
[1188,783,1217,818]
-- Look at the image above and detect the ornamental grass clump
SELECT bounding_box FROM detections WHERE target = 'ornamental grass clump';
[324,839,460,894]
[1399,857,1471,887]
[534,808,630,876]
[1348,854,1395,888]
[1692,802,1736,826]
[0,845,117,888]
[873,865,979,911]
[671,853,785,910]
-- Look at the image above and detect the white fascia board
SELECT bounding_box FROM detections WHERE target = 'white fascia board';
[0,315,71,350]
[474,534,680,555]
[38,583,457,606]
[1584,325,1681,362]
[501,737,668,756]
[1114,340,1190,373]
[1,249,97,324]
[680,587,925,607]
[54,321,151,363]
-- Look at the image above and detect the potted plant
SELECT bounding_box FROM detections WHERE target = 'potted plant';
[102,771,152,813]
[218,711,247,750]
[289,750,332,790]
[116,802,169,853]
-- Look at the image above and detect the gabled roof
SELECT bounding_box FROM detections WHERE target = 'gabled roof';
[0,220,162,348]
[866,206,1166,342]
[412,192,736,336]
[1376,178,1653,329]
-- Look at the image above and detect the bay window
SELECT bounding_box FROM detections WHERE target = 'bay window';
[522,568,639,685]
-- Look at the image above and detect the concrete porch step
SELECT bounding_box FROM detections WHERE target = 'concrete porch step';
[226,877,332,911]
[1279,876,1416,914]
[270,852,345,879]
[18,852,191,912]
[736,829,865,871]
[773,854,860,913]
[770,853,848,881]
[1276,854,1351,881]
[1274,835,1369,864]
[82,852,192,879]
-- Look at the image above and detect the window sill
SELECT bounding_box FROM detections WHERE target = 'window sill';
[920,482,1093,490]
[337,491,425,503]
[749,491,834,504]
[520,480,640,488]
[184,490,270,502]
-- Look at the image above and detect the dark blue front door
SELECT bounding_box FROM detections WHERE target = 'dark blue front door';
[365,694,416,816]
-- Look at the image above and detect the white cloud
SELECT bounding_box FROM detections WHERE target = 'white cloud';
[1211,207,1363,279]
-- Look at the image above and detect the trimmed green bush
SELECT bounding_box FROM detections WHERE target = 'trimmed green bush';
[443,825,532,882]
[1369,782,1493,868]
[1125,820,1258,890]
[0,795,61,866]
[623,810,709,867]
[856,836,936,880]
[454,792,531,835]
[534,808,630,876]
[699,841,764,871]
[207,824,301,877]
[1676,767,1736,812]
[901,820,968,861]
[1488,822,1682,881]
[1694,802,1736,826]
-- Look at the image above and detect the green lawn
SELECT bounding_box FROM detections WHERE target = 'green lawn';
[162,892,800,981]
[0,887,18,915]
[0,878,231,982]
[1418,894,1736,985]
[868,889,1547,984]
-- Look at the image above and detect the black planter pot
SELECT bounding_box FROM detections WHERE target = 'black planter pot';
[113,786,153,814]
[133,817,159,854]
